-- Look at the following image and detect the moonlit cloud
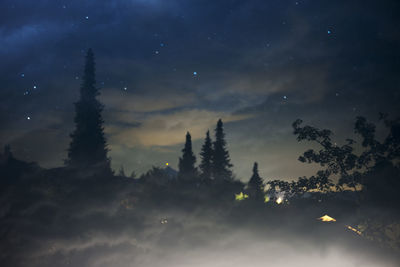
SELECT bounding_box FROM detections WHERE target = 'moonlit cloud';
[108,109,253,147]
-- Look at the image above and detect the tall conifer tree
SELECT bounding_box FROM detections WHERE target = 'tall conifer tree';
[67,49,110,172]
[178,132,197,179]
[247,162,264,200]
[212,119,233,180]
[199,130,213,180]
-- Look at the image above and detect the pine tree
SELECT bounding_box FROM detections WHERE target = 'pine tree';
[66,49,111,173]
[178,132,197,180]
[212,119,233,180]
[247,162,264,200]
[199,130,213,180]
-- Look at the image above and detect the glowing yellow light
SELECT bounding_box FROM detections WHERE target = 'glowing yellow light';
[346,225,362,235]
[166,162,169,166]
[276,197,283,204]
[264,195,270,203]
[318,215,337,222]
[235,192,249,201]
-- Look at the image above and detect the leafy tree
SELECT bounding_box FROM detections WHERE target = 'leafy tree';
[178,132,198,180]
[266,179,291,198]
[247,162,264,200]
[292,115,400,204]
[212,119,233,180]
[199,130,213,181]
[292,119,359,191]
[354,114,400,169]
[66,49,111,173]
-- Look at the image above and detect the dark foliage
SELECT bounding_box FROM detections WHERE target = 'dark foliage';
[212,119,233,181]
[66,49,111,174]
[178,132,198,180]
[199,130,213,181]
[247,162,264,201]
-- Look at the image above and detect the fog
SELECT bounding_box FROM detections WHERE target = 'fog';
[2,185,398,267]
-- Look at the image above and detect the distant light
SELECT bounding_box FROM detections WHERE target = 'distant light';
[264,195,270,203]
[193,71,197,76]
[166,163,169,166]
[318,215,336,222]
[346,225,362,235]
[276,197,283,204]
[327,30,331,34]
[27,116,31,120]
[283,95,287,100]
[33,85,37,89]
[85,16,89,20]
[160,43,165,47]
[155,50,159,54]
[123,87,127,91]
[235,192,249,201]
[21,73,25,77]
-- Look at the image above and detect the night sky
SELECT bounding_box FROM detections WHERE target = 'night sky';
[1,0,399,180]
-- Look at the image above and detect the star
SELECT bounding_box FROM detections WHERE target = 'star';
[85,16,89,20]
[33,85,37,89]
[27,116,31,120]
[283,95,288,100]
[193,71,197,76]
[155,50,159,54]
[327,30,332,34]
[21,73,25,77]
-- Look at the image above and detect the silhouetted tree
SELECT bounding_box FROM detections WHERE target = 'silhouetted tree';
[178,132,198,180]
[247,162,264,201]
[212,119,233,180]
[292,119,357,191]
[130,171,137,179]
[118,165,126,177]
[293,114,400,206]
[199,130,213,181]
[66,49,111,173]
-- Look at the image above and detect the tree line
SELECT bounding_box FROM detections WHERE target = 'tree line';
[45,49,400,206]
[2,49,398,207]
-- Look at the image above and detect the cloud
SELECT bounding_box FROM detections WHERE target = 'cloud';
[108,109,253,147]
[101,89,196,113]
